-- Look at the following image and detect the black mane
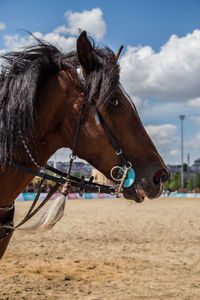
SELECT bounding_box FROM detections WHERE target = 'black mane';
[0,38,119,164]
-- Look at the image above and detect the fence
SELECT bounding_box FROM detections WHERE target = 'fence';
[15,193,116,201]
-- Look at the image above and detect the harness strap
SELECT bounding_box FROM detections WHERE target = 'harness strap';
[57,101,87,196]
[95,109,130,166]
[72,102,86,156]
[0,204,14,211]
[8,161,116,194]
[45,165,116,193]
[2,183,60,231]
[12,178,45,228]
[0,205,15,239]
[0,223,13,239]
[10,162,66,184]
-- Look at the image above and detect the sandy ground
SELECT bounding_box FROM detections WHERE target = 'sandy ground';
[1,197,200,300]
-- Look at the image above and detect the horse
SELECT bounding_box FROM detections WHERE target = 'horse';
[0,31,169,259]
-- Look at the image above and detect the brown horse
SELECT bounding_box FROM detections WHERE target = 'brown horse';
[0,31,169,259]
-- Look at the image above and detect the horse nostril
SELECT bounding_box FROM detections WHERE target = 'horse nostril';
[153,169,169,185]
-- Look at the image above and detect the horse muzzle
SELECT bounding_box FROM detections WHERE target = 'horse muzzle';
[122,168,169,203]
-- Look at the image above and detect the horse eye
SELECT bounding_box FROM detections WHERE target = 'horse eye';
[109,98,119,106]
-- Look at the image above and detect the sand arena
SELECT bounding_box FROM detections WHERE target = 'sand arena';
[0,197,200,299]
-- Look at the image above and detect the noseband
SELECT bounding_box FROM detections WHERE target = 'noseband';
[0,99,135,238]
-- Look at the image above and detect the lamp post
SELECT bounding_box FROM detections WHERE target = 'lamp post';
[179,115,185,189]
[54,151,57,169]
[187,153,190,178]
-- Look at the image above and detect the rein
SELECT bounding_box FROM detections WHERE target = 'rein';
[0,98,135,238]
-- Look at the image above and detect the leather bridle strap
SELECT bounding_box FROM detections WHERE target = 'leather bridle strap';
[1,183,60,232]
[72,102,86,157]
[0,204,15,239]
[8,161,116,194]
[10,161,66,184]
[63,101,86,194]
[94,107,130,167]
[45,165,116,194]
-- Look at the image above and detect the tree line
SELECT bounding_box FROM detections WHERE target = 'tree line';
[164,173,200,191]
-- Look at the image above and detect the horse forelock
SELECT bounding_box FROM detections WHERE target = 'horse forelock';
[84,47,120,108]
[0,38,120,165]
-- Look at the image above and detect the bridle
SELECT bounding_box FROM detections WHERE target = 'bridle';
[0,97,136,238]
[15,100,135,195]
[0,77,136,239]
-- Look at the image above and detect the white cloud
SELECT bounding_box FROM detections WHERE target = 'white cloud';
[191,115,200,125]
[0,22,5,31]
[54,8,106,40]
[145,124,179,164]
[120,29,200,101]
[185,132,200,163]
[3,34,32,50]
[170,150,179,157]
[3,32,76,52]
[42,33,76,51]
[188,98,200,125]
[1,8,106,52]
[50,148,85,163]
[131,95,149,112]
[186,132,200,150]
[145,124,177,145]
[188,97,200,108]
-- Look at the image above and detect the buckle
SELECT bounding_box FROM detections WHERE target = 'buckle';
[69,153,77,160]
[116,149,122,156]
[0,222,14,239]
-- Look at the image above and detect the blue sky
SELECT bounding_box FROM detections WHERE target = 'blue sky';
[0,0,200,165]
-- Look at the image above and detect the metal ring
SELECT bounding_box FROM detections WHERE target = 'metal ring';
[110,166,125,181]
[116,149,122,156]
[126,162,132,169]
[97,186,101,193]
[69,153,77,160]
[0,204,15,211]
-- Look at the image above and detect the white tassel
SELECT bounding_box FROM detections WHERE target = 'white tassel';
[18,194,66,233]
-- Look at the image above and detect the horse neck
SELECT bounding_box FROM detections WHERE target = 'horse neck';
[0,70,78,207]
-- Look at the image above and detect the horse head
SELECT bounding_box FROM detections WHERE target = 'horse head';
[54,31,169,202]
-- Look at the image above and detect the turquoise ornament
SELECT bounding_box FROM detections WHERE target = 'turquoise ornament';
[118,166,135,188]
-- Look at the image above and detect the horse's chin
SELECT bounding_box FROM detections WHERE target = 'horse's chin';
[123,182,163,203]
[123,184,146,203]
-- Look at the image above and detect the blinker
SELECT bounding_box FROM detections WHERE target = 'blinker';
[118,166,135,188]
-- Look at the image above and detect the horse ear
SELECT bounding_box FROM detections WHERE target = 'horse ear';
[77,31,95,75]
[115,45,124,61]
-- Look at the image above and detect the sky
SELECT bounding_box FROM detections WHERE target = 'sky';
[0,0,200,166]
